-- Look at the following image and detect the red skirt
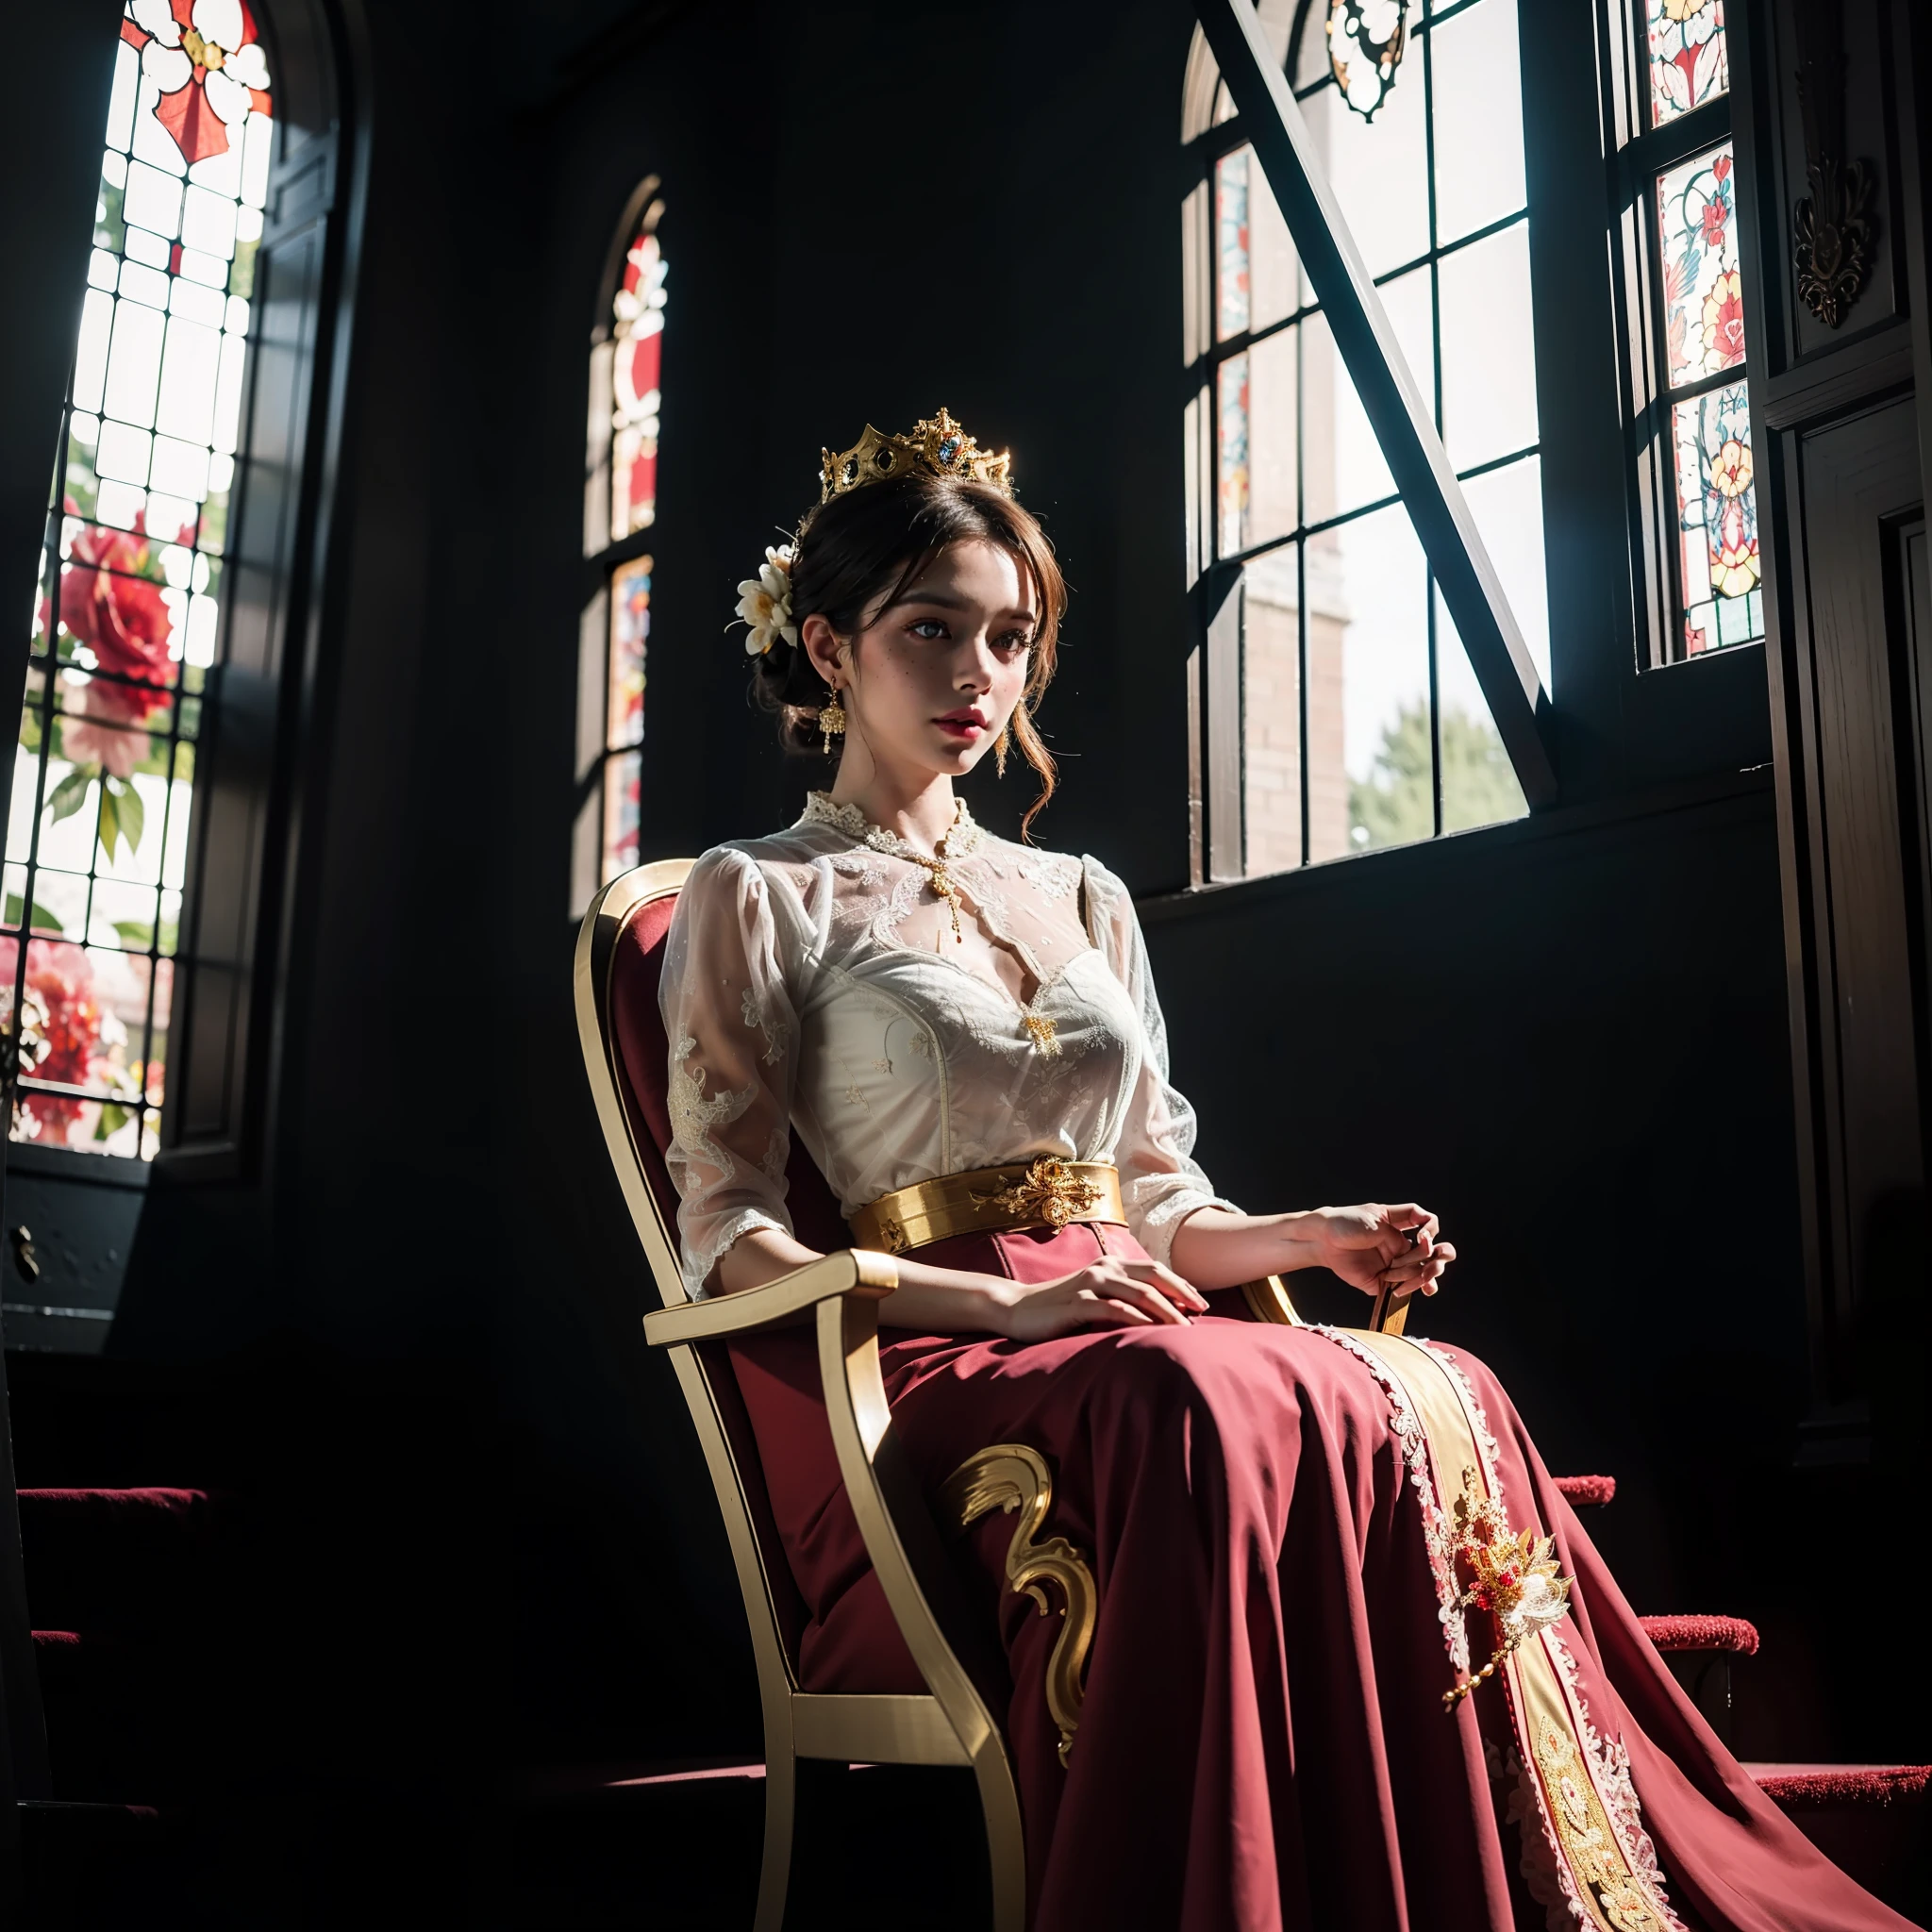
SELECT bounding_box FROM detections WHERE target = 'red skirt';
[727,1222,1916,1932]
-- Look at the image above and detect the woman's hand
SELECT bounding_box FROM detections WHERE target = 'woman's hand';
[1297,1203,1456,1301]
[1000,1256,1209,1342]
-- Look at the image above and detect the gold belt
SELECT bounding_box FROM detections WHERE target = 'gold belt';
[848,1157,1125,1256]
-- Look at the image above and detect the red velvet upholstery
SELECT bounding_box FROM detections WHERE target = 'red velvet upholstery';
[608,889,847,1257]
[1749,1764,1932,1808]
[1553,1474,1617,1508]
[603,882,852,1674]
[1640,1613,1761,1657]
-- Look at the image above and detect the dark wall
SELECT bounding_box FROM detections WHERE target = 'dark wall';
[13,0,1912,1789]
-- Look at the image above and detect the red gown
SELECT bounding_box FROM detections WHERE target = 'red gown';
[730,1223,1921,1932]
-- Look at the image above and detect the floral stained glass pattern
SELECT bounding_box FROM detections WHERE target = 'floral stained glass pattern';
[1216,147,1251,341]
[1645,0,1728,128]
[601,556,650,882]
[1673,381,1760,654]
[609,226,666,543]
[7,3,267,1158]
[1657,143,1742,387]
[1217,352,1251,559]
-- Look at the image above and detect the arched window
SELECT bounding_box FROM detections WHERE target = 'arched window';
[574,182,666,914]
[1182,0,1548,879]
[7,0,275,1160]
[1609,0,1761,662]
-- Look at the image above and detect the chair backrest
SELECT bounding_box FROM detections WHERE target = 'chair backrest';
[575,860,848,1303]
[574,859,841,1675]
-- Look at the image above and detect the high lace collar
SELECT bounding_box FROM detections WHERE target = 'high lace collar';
[799,790,987,860]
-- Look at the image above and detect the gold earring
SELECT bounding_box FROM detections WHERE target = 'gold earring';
[994,722,1010,778]
[820,691,847,756]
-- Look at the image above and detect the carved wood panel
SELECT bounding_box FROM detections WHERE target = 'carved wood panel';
[1774,397,1924,1414]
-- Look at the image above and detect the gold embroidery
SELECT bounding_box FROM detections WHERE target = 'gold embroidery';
[972,1155,1101,1228]
[1533,1712,1672,1931]
[1443,1466,1572,1709]
[941,1443,1096,1768]
[1022,1011,1060,1056]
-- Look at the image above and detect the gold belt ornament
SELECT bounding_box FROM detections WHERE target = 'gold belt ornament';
[848,1158,1125,1256]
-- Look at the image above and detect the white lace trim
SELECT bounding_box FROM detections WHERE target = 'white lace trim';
[798,789,988,862]
[684,1205,790,1297]
[1325,1333,1685,1932]
[1308,1325,1472,1674]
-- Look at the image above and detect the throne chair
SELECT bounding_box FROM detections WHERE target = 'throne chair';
[574,858,1407,1932]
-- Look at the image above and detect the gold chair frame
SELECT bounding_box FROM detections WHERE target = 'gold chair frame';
[575,859,1408,1931]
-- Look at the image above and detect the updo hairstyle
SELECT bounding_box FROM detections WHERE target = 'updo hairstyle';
[750,469,1068,837]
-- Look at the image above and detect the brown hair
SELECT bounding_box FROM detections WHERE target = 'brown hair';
[749,469,1067,839]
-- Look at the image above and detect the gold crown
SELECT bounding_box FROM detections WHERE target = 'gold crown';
[819,408,1014,504]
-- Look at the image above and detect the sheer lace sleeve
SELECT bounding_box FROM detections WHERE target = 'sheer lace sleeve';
[1084,858,1241,1268]
[658,846,802,1294]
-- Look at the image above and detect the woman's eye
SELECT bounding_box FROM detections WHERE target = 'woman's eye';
[908,619,948,641]
[995,632,1036,655]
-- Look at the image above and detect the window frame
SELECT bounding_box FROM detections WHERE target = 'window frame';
[1184,0,1555,883]
[1598,0,1764,675]
[5,0,352,1186]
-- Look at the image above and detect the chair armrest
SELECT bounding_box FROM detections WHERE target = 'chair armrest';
[642,1248,898,1346]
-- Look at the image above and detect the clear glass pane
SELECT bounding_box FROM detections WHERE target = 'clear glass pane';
[1304,502,1431,860]
[1646,0,1729,127]
[1245,148,1303,332]
[1215,147,1250,341]
[1458,454,1551,692]
[1217,351,1251,557]
[1242,541,1303,876]
[1657,142,1744,387]
[608,555,650,752]
[1304,265,1432,524]
[1243,325,1299,552]
[1672,381,1763,656]
[102,300,166,428]
[1306,68,1429,280]
[1439,222,1539,471]
[1433,587,1530,834]
[1429,0,1527,245]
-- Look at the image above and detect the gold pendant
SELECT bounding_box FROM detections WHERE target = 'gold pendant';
[1022,1011,1060,1057]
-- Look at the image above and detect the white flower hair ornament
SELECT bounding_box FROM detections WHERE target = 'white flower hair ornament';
[734,544,799,658]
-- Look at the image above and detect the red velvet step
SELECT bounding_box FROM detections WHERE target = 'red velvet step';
[1751,1764,1932,1807]
[18,1488,214,1633]
[1553,1474,1616,1508]
[1748,1764,1931,1909]
[1640,1613,1760,1657]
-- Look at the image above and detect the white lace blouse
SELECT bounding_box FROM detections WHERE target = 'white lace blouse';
[659,792,1238,1293]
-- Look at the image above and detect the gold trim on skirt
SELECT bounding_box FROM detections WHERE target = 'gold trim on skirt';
[848,1157,1126,1256]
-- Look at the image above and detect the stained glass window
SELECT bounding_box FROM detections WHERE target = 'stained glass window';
[1644,0,1728,127]
[1184,0,1542,880]
[1657,144,1742,386]
[575,188,665,912]
[1615,1,1761,659]
[608,227,665,543]
[7,1,272,1159]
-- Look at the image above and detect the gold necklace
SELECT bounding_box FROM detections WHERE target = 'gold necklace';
[902,831,967,942]
[809,793,984,943]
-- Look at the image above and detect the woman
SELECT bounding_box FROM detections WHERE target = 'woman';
[658,411,1916,1931]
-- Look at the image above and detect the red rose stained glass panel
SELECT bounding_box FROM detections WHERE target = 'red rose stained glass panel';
[8,2,263,1157]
